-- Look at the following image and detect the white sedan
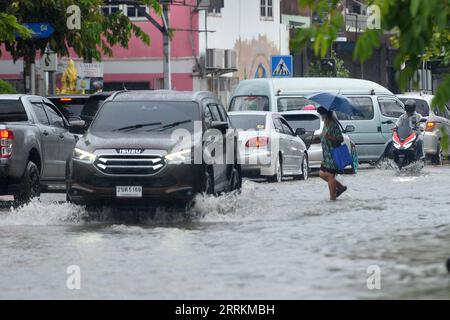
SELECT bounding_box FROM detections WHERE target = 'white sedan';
[228,111,309,182]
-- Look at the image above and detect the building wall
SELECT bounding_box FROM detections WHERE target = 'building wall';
[197,0,289,105]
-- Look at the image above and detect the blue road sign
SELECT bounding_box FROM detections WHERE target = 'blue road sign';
[271,55,293,78]
[22,23,55,39]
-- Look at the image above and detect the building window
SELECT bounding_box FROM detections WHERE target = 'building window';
[261,0,273,18]
[102,2,148,19]
[208,0,224,15]
[127,5,147,18]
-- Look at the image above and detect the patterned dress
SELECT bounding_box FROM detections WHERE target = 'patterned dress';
[320,120,343,174]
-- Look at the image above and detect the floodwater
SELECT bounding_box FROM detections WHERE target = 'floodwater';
[0,165,449,299]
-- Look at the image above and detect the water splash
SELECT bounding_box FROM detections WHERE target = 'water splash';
[0,198,87,226]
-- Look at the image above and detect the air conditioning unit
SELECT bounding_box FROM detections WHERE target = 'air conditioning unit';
[206,49,225,69]
[224,49,237,70]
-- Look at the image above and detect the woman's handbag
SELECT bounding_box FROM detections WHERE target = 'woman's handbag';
[332,144,353,171]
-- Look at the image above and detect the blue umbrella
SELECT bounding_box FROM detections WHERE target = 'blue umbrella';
[307,92,362,116]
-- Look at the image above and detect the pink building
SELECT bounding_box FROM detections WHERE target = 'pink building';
[0,1,289,104]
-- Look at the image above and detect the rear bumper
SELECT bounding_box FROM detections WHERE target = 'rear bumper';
[423,133,439,155]
[238,150,275,177]
[0,160,21,195]
[67,159,205,206]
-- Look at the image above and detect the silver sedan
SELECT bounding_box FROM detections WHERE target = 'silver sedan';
[228,111,309,182]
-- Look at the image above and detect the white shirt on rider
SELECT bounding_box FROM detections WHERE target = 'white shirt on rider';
[395,111,422,131]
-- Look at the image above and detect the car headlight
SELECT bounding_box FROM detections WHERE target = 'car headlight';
[73,148,96,162]
[164,148,192,163]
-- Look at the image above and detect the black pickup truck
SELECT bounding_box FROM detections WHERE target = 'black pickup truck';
[0,94,80,203]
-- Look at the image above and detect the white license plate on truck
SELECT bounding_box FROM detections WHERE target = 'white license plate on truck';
[116,186,142,198]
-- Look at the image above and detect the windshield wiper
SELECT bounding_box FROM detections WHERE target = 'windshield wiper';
[146,120,192,132]
[113,122,162,132]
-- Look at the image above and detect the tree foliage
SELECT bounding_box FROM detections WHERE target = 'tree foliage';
[0,79,17,94]
[307,50,350,77]
[0,0,161,62]
[291,0,450,109]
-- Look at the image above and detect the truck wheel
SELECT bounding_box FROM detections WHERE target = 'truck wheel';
[18,162,41,203]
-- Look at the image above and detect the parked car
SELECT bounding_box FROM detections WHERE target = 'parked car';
[281,109,357,172]
[80,91,114,129]
[229,77,404,163]
[66,90,242,210]
[397,92,450,164]
[47,94,91,121]
[228,111,309,182]
[0,94,79,203]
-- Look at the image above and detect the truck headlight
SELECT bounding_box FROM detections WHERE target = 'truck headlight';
[73,148,96,163]
[164,148,192,163]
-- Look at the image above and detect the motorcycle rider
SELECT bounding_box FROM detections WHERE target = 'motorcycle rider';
[394,99,425,159]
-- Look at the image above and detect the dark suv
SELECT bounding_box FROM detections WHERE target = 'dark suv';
[66,90,241,209]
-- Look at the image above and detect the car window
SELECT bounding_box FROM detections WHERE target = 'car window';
[280,118,295,135]
[81,96,107,119]
[229,96,270,111]
[207,104,222,121]
[44,104,65,128]
[283,114,321,132]
[30,102,50,125]
[398,98,430,117]
[217,104,229,123]
[229,114,266,130]
[277,97,319,112]
[378,98,404,118]
[91,101,200,133]
[335,97,374,120]
[0,99,28,122]
[273,117,283,132]
[203,105,214,126]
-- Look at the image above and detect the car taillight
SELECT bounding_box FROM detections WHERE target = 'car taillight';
[245,136,269,148]
[425,121,436,132]
[0,129,13,158]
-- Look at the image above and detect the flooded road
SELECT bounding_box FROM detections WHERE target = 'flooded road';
[0,165,449,299]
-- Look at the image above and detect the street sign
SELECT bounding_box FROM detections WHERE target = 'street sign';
[22,23,55,39]
[271,55,293,78]
[41,51,58,72]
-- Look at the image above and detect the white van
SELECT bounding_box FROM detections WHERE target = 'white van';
[229,78,404,163]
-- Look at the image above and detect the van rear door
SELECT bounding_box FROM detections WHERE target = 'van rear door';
[336,96,384,162]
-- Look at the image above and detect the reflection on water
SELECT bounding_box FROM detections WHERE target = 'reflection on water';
[0,166,449,299]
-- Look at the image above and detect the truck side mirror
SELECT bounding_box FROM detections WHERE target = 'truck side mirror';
[69,120,86,134]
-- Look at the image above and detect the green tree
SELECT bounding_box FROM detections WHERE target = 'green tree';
[0,12,32,42]
[291,0,450,109]
[307,50,350,77]
[0,79,17,94]
[0,0,162,63]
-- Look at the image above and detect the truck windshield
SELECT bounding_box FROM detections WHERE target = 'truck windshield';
[90,101,200,133]
[0,100,28,122]
[229,96,269,111]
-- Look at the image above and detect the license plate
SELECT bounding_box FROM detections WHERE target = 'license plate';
[116,186,142,198]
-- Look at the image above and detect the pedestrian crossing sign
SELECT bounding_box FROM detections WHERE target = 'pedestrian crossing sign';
[271,55,293,78]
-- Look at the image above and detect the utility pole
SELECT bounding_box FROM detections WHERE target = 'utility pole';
[162,3,172,90]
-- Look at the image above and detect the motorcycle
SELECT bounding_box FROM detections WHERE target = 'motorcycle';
[382,118,427,169]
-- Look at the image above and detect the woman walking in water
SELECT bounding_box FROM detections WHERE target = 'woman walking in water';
[317,107,347,200]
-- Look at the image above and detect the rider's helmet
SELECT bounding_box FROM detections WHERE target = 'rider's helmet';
[404,99,416,114]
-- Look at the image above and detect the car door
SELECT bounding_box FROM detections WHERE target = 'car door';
[203,101,228,191]
[43,102,75,179]
[378,97,405,141]
[280,117,303,172]
[272,116,291,170]
[336,96,382,162]
[28,99,60,179]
